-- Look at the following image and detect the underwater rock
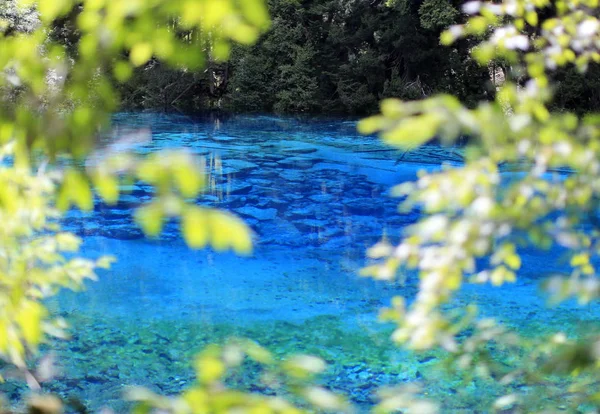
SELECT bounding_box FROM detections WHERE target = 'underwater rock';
[344,198,385,216]
[62,209,91,221]
[116,194,146,206]
[277,169,306,182]
[217,181,254,195]
[218,159,259,175]
[318,236,348,250]
[345,215,383,230]
[101,226,144,240]
[292,219,329,233]
[200,194,221,203]
[210,134,236,142]
[284,193,305,201]
[309,193,335,203]
[235,206,278,221]
[282,147,318,154]
[257,220,304,246]
[99,209,132,220]
[286,205,327,220]
[318,226,345,239]
[277,156,321,170]
[257,153,285,162]
[75,222,103,237]
[247,177,274,186]
[220,195,249,209]
[84,374,108,385]
[386,211,420,227]
[256,197,288,210]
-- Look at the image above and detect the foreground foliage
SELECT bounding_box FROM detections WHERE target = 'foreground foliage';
[2,0,600,413]
[360,0,600,411]
[0,0,263,411]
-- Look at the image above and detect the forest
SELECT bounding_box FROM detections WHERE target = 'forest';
[129,0,600,114]
[5,0,600,115]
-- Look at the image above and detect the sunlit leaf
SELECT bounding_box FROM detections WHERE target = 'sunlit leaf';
[357,115,386,135]
[381,114,441,149]
[182,207,252,254]
[195,353,226,384]
[55,233,82,252]
[303,387,347,411]
[283,355,326,379]
[130,42,153,67]
[208,210,253,254]
[239,0,271,28]
[181,206,210,249]
[93,171,120,204]
[96,255,117,269]
[172,162,204,198]
[244,341,274,364]
[16,301,46,349]
[135,203,164,236]
[36,0,70,22]
[57,170,94,211]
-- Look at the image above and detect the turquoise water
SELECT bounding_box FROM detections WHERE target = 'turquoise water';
[4,114,599,412]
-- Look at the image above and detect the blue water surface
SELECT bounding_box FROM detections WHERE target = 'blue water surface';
[9,113,598,412]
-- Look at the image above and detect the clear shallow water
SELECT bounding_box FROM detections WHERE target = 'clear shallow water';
[6,114,600,412]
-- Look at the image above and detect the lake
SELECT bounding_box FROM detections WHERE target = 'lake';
[7,113,598,412]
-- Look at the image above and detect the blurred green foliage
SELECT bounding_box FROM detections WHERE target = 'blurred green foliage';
[127,339,352,414]
[3,0,600,413]
[360,0,600,411]
[0,144,110,372]
[0,0,270,158]
[0,0,268,411]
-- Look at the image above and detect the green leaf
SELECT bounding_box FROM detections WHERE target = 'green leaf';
[195,352,226,384]
[238,0,271,28]
[181,206,210,249]
[93,171,120,204]
[135,203,164,236]
[130,43,153,67]
[182,389,208,409]
[36,0,70,22]
[226,22,260,45]
[243,341,273,364]
[56,233,82,252]
[304,387,347,411]
[525,11,538,26]
[505,253,521,270]
[113,61,133,83]
[283,355,326,379]
[16,301,46,349]
[181,207,253,254]
[172,163,204,198]
[96,255,117,269]
[208,210,253,254]
[380,99,404,117]
[357,116,386,135]
[468,16,488,34]
[58,170,94,211]
[381,114,440,149]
